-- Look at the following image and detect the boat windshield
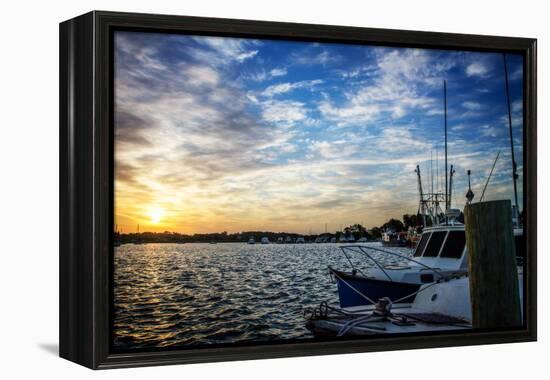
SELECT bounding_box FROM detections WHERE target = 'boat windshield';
[422,231,447,257]
[440,231,466,258]
[413,232,431,257]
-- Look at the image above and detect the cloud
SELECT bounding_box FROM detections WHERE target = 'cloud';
[291,48,341,66]
[243,67,288,82]
[270,67,287,77]
[182,65,219,87]
[318,48,444,126]
[462,101,482,110]
[261,100,308,125]
[466,62,489,77]
[192,36,259,63]
[261,79,323,97]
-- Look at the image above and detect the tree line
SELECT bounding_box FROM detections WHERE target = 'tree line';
[115,213,426,244]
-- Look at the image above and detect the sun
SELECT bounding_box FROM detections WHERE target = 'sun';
[147,207,165,224]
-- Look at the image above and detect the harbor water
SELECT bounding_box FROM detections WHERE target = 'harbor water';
[113,242,412,349]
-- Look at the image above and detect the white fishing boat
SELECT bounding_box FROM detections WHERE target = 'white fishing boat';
[261,236,270,244]
[330,219,523,307]
[247,237,255,244]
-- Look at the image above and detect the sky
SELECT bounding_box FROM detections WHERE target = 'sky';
[114,31,523,234]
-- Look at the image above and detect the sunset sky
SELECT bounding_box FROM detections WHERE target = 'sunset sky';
[114,31,523,234]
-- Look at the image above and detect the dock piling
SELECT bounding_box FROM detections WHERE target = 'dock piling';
[464,200,521,328]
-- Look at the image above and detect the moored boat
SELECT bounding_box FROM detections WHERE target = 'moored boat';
[329,222,523,308]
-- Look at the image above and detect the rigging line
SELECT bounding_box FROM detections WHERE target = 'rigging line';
[392,271,468,304]
[480,150,501,202]
[503,53,520,212]
[331,271,377,305]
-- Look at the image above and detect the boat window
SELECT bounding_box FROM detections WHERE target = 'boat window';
[422,231,447,257]
[440,231,466,258]
[413,233,431,257]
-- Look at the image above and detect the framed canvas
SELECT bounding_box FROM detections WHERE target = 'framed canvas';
[59,11,537,369]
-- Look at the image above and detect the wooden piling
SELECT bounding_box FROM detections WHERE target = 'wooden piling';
[464,200,521,328]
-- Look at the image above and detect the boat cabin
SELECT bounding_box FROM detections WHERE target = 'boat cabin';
[412,225,468,272]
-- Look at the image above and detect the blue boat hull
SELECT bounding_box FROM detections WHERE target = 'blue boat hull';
[330,268,421,308]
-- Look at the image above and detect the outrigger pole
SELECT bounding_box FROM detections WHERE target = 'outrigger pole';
[503,54,520,214]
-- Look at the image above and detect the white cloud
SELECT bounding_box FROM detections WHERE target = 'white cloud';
[318,48,443,126]
[261,100,308,125]
[182,65,219,87]
[261,79,323,97]
[466,62,489,77]
[462,101,482,110]
[270,68,287,77]
[292,50,340,66]
[191,36,259,65]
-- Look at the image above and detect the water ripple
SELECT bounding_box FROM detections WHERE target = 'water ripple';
[113,242,411,349]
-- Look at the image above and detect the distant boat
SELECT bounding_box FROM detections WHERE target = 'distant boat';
[247,237,255,244]
[261,237,270,244]
[134,224,144,244]
[276,237,284,244]
[381,231,408,247]
[209,241,217,244]
[114,224,121,246]
[315,236,328,243]
[296,237,305,244]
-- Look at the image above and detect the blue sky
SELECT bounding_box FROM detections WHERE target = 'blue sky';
[114,31,523,234]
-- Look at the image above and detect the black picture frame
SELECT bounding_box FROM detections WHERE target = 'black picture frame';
[59,10,537,369]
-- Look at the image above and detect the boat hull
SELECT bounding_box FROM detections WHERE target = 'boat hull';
[330,268,420,307]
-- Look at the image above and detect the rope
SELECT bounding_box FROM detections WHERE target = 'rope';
[337,314,378,336]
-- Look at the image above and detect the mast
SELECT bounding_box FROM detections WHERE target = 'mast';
[430,149,434,195]
[415,165,426,226]
[444,80,449,211]
[503,54,520,214]
[448,165,455,208]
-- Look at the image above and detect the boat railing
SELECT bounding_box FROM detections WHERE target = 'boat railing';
[338,244,446,282]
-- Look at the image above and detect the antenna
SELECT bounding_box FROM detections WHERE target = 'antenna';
[480,150,501,202]
[503,54,520,213]
[444,80,449,211]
